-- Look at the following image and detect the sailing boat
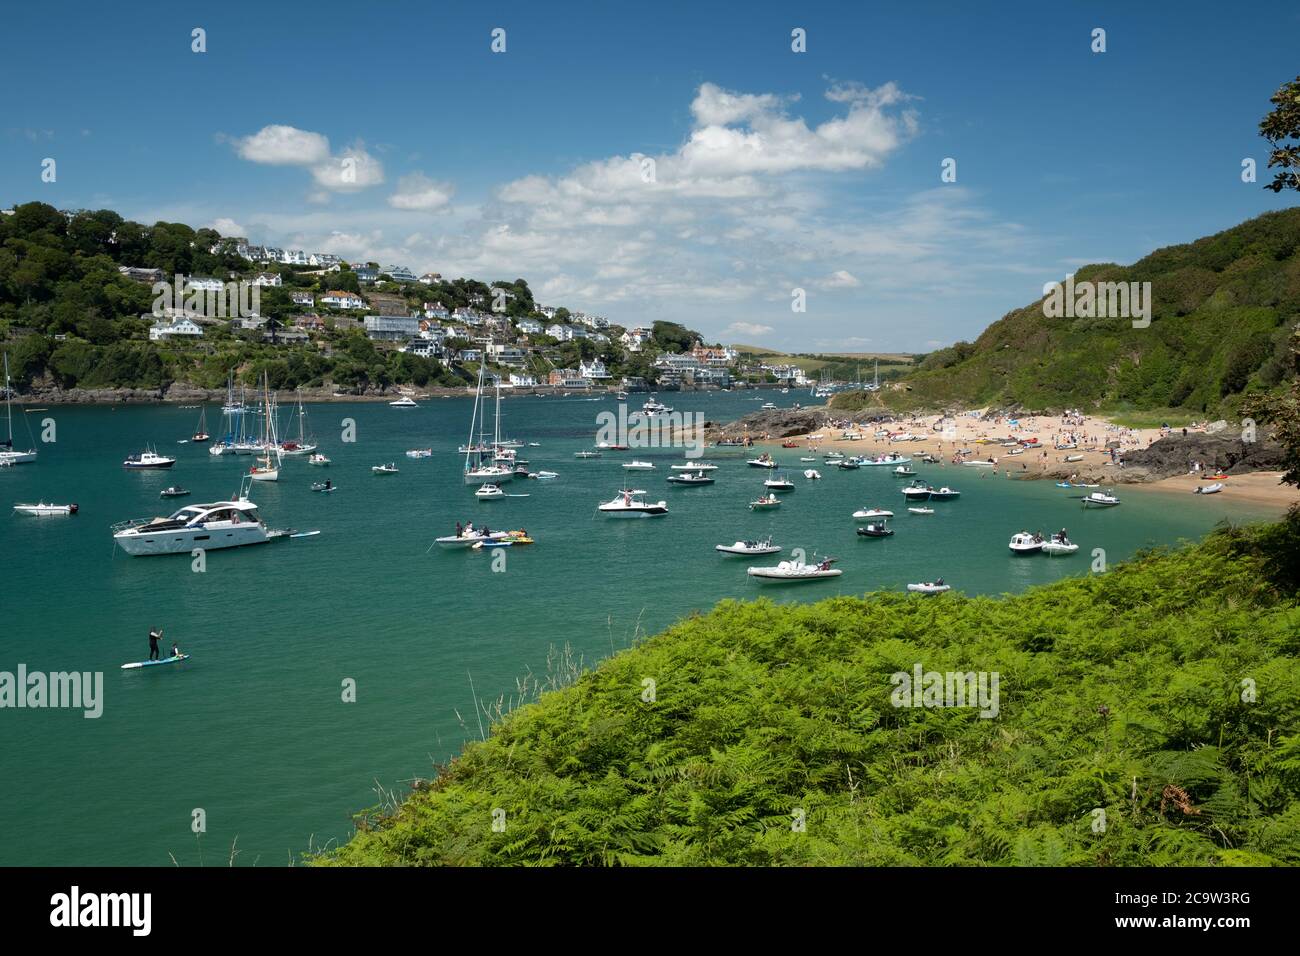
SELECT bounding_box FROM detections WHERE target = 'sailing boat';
[248,373,281,481]
[279,389,317,455]
[191,405,210,443]
[864,359,880,392]
[1,353,37,465]
[462,366,514,485]
[221,371,246,415]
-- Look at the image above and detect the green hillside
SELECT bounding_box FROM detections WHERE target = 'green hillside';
[318,514,1300,867]
[834,208,1300,416]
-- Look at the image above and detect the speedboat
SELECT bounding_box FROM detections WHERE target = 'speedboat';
[123,448,176,469]
[574,450,602,459]
[1081,491,1120,508]
[434,524,510,547]
[857,520,893,538]
[405,448,433,459]
[1008,531,1044,554]
[372,463,399,474]
[667,470,714,485]
[475,483,505,499]
[837,459,861,470]
[907,506,935,515]
[906,580,950,595]
[800,456,817,463]
[533,471,559,480]
[764,476,795,491]
[893,465,916,477]
[862,453,910,466]
[852,507,894,520]
[803,469,821,480]
[160,487,190,498]
[746,455,778,469]
[928,487,961,501]
[962,459,997,468]
[716,536,781,556]
[747,559,841,582]
[389,396,418,407]
[623,460,656,470]
[749,494,781,510]
[112,486,269,555]
[598,489,668,517]
[1194,483,1224,495]
[671,462,718,471]
[308,453,330,466]
[1040,532,1079,556]
[13,502,78,516]
[823,452,845,462]
[901,480,933,501]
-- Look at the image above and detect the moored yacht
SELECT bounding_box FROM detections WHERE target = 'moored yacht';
[123,448,176,469]
[1081,490,1121,508]
[112,481,269,555]
[597,489,669,517]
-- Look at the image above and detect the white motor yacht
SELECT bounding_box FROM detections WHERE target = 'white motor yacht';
[389,396,418,408]
[113,487,269,555]
[123,448,176,469]
[598,489,668,517]
[475,483,505,500]
[14,502,78,516]
[764,476,795,491]
[852,507,894,520]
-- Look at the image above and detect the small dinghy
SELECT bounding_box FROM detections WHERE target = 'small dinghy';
[372,463,399,474]
[800,457,817,463]
[1194,482,1224,495]
[907,580,950,595]
[746,455,779,469]
[892,465,916,477]
[716,536,781,556]
[747,558,841,581]
[13,502,78,516]
[857,521,894,538]
[435,526,510,547]
[852,507,894,520]
[159,487,190,498]
[1040,532,1079,555]
[308,453,330,466]
[405,448,433,459]
[749,494,781,510]
[311,481,335,493]
[837,459,861,470]
[907,506,935,515]
[1081,491,1120,508]
[803,469,821,480]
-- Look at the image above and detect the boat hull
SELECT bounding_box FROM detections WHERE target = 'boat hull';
[114,524,269,555]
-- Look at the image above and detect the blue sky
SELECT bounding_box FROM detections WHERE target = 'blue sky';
[2,0,1297,352]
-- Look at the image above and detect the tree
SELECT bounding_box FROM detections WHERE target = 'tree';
[1260,75,1300,193]
[1242,330,1300,487]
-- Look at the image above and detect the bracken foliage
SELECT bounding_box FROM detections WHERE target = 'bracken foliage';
[317,515,1300,867]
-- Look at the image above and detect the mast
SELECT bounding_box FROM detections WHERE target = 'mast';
[3,352,11,448]
[463,362,484,474]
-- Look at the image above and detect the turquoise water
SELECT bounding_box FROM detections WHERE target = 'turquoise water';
[0,392,1281,865]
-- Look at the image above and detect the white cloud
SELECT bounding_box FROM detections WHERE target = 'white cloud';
[388,173,454,211]
[234,125,331,166]
[208,217,245,237]
[725,322,774,339]
[820,270,861,288]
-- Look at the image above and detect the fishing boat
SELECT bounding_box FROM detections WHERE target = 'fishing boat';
[574,450,602,459]
[907,506,935,515]
[666,470,714,485]
[1194,482,1225,495]
[123,448,176,469]
[160,487,190,498]
[906,580,950,595]
[190,406,210,443]
[1040,532,1079,556]
[308,453,330,466]
[1008,531,1044,554]
[372,463,399,474]
[475,483,506,500]
[1081,491,1121,508]
[112,477,270,555]
[623,460,656,470]
[746,454,778,469]
[13,502,78,516]
[389,396,418,408]
[670,462,718,471]
[857,520,893,538]
[928,487,961,501]
[763,475,795,491]
[247,374,282,481]
[747,558,841,582]
[803,469,821,480]
[434,524,510,547]
[852,507,894,520]
[901,479,933,501]
[749,494,781,510]
[597,488,668,517]
[716,536,781,556]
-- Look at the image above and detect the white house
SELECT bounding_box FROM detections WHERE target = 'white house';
[423,303,449,320]
[509,372,537,387]
[546,323,574,341]
[149,317,204,341]
[252,272,282,287]
[516,318,544,335]
[184,276,225,293]
[400,338,441,359]
[320,291,366,310]
[289,290,315,307]
[620,327,650,352]
[280,249,310,266]
[579,359,611,380]
[364,315,421,342]
[383,265,419,283]
[418,272,442,285]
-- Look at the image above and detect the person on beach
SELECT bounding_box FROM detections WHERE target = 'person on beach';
[148,626,162,661]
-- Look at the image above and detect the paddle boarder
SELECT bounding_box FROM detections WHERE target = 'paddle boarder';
[171,642,181,660]
[148,626,162,661]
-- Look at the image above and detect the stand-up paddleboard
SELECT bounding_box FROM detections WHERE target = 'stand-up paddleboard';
[121,654,190,670]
